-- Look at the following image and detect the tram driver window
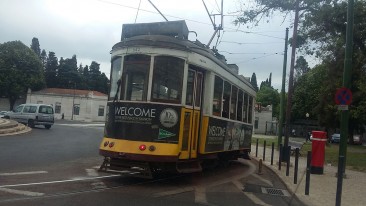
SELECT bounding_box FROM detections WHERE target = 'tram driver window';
[109,57,122,100]
[151,56,184,103]
[121,55,150,101]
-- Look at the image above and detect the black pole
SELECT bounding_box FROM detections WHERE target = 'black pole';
[256,139,259,157]
[279,144,283,170]
[263,140,266,161]
[271,142,274,165]
[286,146,290,176]
[294,148,299,184]
[305,151,311,195]
[336,155,345,206]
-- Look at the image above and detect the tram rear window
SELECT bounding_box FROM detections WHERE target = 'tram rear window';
[151,56,184,104]
[121,55,150,101]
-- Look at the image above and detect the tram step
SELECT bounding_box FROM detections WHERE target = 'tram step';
[176,160,202,173]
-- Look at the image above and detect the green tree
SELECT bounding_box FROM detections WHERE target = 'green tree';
[57,55,80,88]
[294,56,310,82]
[30,37,41,58]
[250,72,259,91]
[40,49,47,68]
[0,41,45,110]
[257,85,280,118]
[45,51,58,88]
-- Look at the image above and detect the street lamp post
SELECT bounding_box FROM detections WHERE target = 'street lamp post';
[71,82,76,120]
[306,113,310,141]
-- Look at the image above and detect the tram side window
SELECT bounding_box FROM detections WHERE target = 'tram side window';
[237,90,243,121]
[109,57,122,100]
[151,56,184,103]
[230,86,238,120]
[248,96,253,123]
[212,76,223,117]
[121,55,150,101]
[243,93,248,123]
[222,81,231,118]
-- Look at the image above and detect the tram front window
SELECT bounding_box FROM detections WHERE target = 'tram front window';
[121,55,150,101]
[152,56,184,104]
[109,57,122,100]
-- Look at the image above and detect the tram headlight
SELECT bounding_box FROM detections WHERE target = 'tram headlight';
[109,142,115,148]
[104,141,109,147]
[139,144,146,151]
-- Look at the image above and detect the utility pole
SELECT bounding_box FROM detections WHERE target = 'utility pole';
[278,28,289,149]
[283,0,300,161]
[336,0,354,205]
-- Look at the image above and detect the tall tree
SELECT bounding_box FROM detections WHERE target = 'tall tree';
[30,37,41,58]
[250,72,259,91]
[257,85,280,118]
[294,56,310,82]
[45,51,58,88]
[40,49,47,68]
[57,55,80,88]
[0,41,45,109]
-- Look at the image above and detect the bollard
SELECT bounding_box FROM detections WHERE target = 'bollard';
[271,142,274,165]
[305,151,311,195]
[286,146,291,176]
[294,148,299,184]
[258,159,263,175]
[263,140,266,161]
[256,139,259,157]
[279,144,283,171]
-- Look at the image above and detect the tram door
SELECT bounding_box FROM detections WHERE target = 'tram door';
[180,67,203,159]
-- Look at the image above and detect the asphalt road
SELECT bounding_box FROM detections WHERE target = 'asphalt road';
[0,122,305,206]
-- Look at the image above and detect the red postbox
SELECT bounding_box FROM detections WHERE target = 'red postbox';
[311,131,327,174]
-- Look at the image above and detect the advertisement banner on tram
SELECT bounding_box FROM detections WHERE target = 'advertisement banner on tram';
[204,117,252,152]
[104,102,181,143]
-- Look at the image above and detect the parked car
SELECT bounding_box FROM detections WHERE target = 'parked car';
[352,135,363,145]
[0,111,9,118]
[4,104,54,129]
[330,133,341,143]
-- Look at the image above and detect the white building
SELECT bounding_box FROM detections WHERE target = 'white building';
[254,104,277,135]
[26,88,108,122]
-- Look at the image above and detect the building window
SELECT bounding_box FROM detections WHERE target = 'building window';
[74,104,80,115]
[98,106,105,116]
[255,117,259,129]
[55,102,61,114]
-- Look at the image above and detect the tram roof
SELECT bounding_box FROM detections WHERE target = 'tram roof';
[114,21,256,93]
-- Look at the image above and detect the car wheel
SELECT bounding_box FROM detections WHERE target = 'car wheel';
[45,125,51,129]
[28,119,35,128]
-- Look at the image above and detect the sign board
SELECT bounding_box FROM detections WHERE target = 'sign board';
[337,105,349,111]
[335,87,352,105]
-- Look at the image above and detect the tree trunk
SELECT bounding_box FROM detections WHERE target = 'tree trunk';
[9,96,17,111]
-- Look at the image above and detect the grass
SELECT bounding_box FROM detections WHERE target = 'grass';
[252,135,366,172]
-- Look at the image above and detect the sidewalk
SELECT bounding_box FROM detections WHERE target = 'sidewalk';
[251,136,366,206]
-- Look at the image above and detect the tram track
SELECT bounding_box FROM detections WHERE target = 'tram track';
[0,173,190,204]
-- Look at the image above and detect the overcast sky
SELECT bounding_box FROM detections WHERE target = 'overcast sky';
[0,0,296,90]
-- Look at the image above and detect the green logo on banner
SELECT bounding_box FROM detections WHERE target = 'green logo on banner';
[158,129,175,139]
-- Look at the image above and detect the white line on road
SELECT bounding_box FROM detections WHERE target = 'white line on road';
[0,188,44,197]
[244,192,272,206]
[0,174,120,188]
[0,171,48,176]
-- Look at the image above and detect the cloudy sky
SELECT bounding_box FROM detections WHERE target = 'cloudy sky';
[0,0,296,90]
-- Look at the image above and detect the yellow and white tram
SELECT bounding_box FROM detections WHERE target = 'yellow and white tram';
[99,21,256,178]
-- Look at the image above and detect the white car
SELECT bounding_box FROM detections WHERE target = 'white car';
[0,111,9,118]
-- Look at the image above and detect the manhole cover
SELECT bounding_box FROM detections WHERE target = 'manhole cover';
[261,187,290,197]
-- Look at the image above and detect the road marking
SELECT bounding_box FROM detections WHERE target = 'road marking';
[0,188,44,197]
[194,186,207,204]
[86,169,107,189]
[0,171,48,176]
[244,192,271,206]
[152,187,195,197]
[0,174,120,188]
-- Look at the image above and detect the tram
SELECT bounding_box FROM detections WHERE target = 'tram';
[99,21,256,178]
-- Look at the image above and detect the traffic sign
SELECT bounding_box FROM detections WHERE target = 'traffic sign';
[335,87,352,105]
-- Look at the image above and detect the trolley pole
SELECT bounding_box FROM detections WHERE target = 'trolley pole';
[336,0,354,205]
[278,28,289,150]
